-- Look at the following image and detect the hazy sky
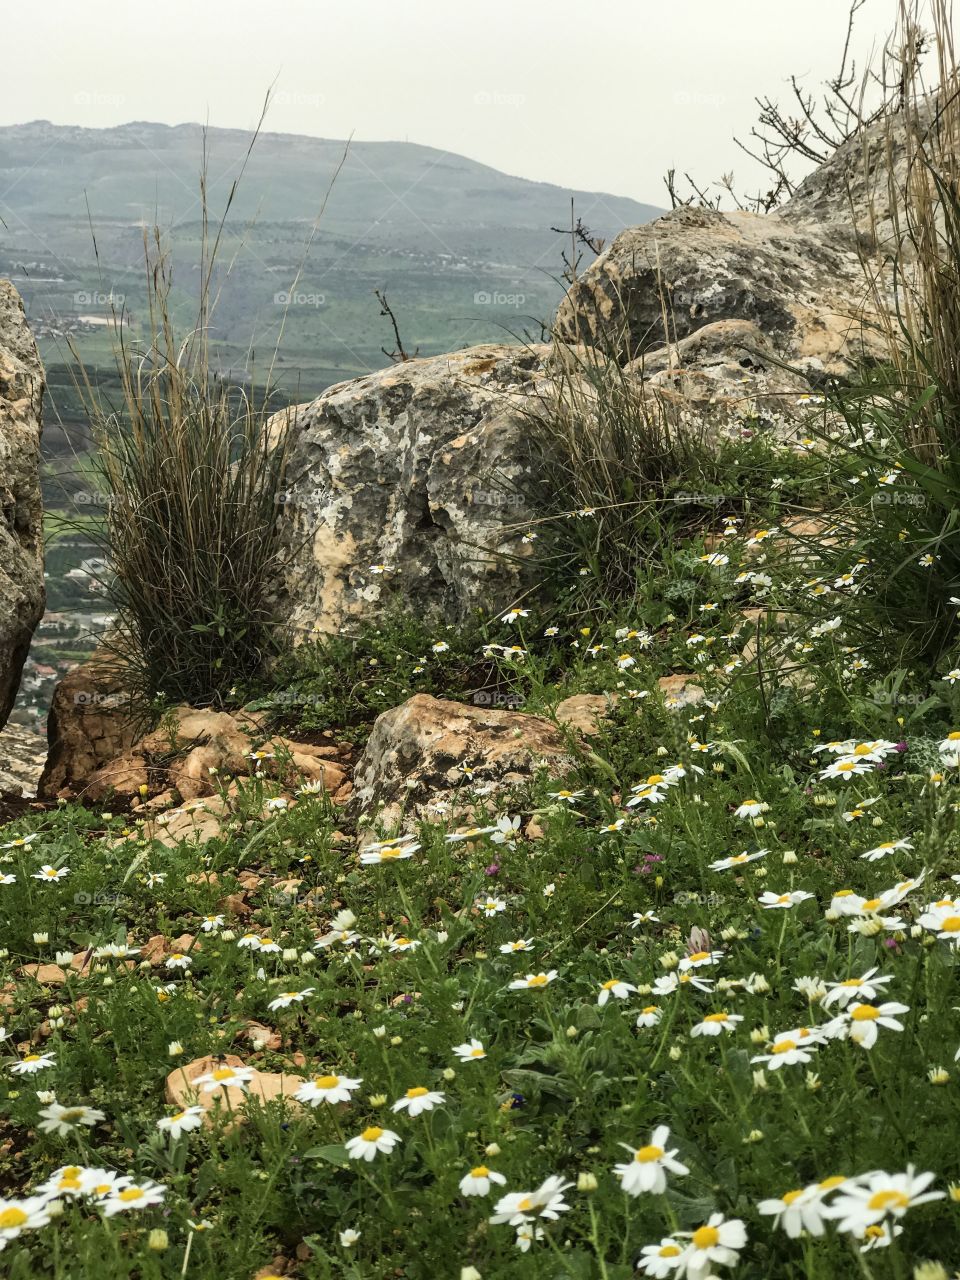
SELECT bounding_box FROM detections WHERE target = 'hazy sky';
[2,0,908,203]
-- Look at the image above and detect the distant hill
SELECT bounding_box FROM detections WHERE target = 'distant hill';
[0,120,661,421]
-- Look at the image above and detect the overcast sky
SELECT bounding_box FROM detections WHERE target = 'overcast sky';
[0,0,917,203]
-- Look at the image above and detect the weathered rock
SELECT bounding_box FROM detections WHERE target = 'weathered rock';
[0,281,45,727]
[626,320,816,432]
[0,723,48,797]
[164,1054,301,1125]
[554,693,618,736]
[554,207,885,383]
[38,678,347,810]
[38,648,139,800]
[270,344,550,637]
[657,674,705,708]
[352,693,580,828]
[780,98,937,254]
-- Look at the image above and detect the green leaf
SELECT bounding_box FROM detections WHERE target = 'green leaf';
[303,1143,350,1167]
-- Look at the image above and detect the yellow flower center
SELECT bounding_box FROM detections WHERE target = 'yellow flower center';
[703,1012,729,1024]
[601,979,620,990]
[941,916,960,932]
[528,974,549,987]
[394,938,411,947]
[315,1075,340,1089]
[851,1005,880,1021]
[406,1086,429,1098]
[692,1225,720,1249]
[0,1208,28,1228]
[361,1126,384,1141]
[819,1176,847,1191]
[470,1166,489,1178]
[635,1145,665,1163]
[469,1048,484,1057]
[641,1005,658,1015]
[867,1189,910,1212]
[22,1055,40,1063]
[688,951,710,963]
[772,1040,797,1054]
[517,1197,534,1212]
[212,1068,235,1081]
[659,1245,681,1258]
[864,1225,886,1240]
[852,744,873,756]
[861,898,882,912]
[840,979,863,988]
[118,1188,144,1203]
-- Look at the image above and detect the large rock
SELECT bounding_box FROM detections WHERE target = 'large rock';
[38,648,139,799]
[270,344,549,637]
[0,281,45,727]
[780,98,937,253]
[554,206,885,383]
[352,693,579,828]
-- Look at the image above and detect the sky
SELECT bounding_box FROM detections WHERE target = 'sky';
[0,0,917,204]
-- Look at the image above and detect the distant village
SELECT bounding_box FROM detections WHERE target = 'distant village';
[11,555,113,735]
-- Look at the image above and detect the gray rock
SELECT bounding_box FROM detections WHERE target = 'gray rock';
[270,344,550,637]
[0,281,45,727]
[553,206,886,383]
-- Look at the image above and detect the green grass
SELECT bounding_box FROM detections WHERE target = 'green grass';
[2,492,960,1277]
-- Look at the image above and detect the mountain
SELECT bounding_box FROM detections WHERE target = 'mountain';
[0,121,661,418]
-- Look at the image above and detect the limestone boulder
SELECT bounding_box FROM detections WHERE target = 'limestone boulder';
[269,344,550,638]
[554,206,885,383]
[39,648,139,800]
[352,693,580,828]
[0,281,45,727]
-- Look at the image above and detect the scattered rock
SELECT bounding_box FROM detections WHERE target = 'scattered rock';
[352,693,580,828]
[657,674,705,708]
[164,1054,301,1125]
[554,693,619,736]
